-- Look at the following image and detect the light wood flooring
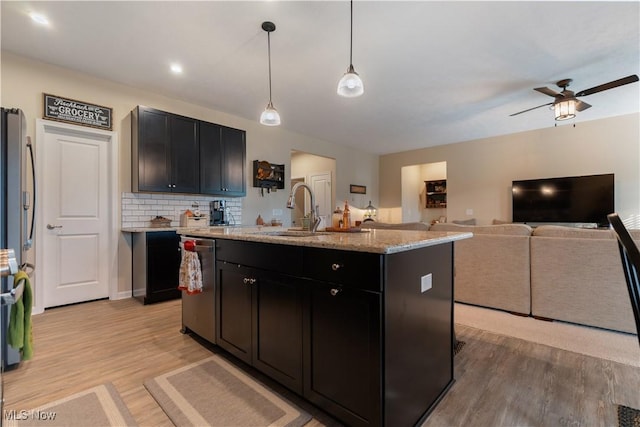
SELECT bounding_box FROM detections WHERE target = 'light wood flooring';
[4,298,639,426]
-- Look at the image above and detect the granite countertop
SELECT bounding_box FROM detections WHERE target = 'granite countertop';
[177,226,472,254]
[121,226,179,232]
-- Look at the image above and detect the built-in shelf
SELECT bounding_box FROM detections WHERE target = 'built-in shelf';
[425,180,447,208]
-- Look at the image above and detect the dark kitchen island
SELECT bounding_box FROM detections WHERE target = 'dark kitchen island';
[179,226,472,427]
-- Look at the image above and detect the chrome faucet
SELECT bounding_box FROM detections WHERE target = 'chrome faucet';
[287,182,321,232]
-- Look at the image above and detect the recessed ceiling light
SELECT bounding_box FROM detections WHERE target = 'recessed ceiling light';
[29,12,50,26]
[170,63,183,74]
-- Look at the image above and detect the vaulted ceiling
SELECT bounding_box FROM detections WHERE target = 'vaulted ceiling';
[2,1,639,154]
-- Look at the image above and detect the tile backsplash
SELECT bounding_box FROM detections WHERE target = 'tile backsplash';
[121,193,243,228]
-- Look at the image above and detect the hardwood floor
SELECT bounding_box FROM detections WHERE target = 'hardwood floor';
[425,325,640,426]
[3,298,336,427]
[4,298,639,426]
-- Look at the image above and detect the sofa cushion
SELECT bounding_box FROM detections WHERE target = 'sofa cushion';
[530,225,640,333]
[533,224,640,240]
[360,221,429,231]
[429,222,532,314]
[430,223,532,236]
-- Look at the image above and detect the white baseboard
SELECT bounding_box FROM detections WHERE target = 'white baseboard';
[112,290,135,300]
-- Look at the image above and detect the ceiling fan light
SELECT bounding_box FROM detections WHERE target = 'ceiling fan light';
[554,99,576,121]
[337,65,364,97]
[260,101,281,126]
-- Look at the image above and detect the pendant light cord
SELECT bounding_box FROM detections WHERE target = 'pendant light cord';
[349,0,354,67]
[267,31,273,103]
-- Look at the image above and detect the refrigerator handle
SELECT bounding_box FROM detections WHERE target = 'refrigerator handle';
[23,136,36,252]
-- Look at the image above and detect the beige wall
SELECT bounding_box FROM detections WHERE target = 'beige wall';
[1,52,379,295]
[380,113,640,226]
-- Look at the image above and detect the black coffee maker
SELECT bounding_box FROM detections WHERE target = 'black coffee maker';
[210,200,226,225]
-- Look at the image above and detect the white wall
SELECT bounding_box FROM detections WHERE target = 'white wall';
[380,113,640,226]
[1,52,379,293]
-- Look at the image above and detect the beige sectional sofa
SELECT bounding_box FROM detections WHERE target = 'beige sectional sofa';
[428,222,640,334]
[429,223,533,315]
[530,225,640,334]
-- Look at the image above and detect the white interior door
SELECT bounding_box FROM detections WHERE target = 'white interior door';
[37,120,115,309]
[310,172,332,229]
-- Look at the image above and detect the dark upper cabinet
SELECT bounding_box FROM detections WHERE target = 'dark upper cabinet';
[170,115,199,193]
[132,106,198,193]
[200,121,246,196]
[132,106,245,196]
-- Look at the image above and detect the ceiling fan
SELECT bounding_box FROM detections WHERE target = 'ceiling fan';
[510,74,639,121]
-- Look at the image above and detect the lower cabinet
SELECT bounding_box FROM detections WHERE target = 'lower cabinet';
[132,231,181,304]
[215,239,453,427]
[304,282,382,427]
[217,261,304,393]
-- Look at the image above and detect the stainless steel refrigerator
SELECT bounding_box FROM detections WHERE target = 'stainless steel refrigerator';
[0,107,36,372]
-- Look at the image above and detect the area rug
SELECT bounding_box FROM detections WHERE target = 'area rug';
[618,404,640,427]
[5,383,137,427]
[144,355,312,427]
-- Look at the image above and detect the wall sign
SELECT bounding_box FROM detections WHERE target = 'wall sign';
[350,184,367,194]
[43,94,113,130]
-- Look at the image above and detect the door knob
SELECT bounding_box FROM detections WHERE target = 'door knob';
[47,224,63,230]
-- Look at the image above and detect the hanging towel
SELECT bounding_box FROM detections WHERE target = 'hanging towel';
[179,242,203,294]
[7,270,34,361]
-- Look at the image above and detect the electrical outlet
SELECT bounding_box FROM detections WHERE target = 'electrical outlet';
[272,208,283,216]
[466,208,474,216]
[421,273,432,293]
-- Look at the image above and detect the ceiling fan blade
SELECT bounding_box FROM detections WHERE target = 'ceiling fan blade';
[534,87,560,97]
[575,100,591,112]
[574,74,639,97]
[509,102,553,117]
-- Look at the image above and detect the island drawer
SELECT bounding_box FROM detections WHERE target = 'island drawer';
[216,239,303,276]
[302,247,383,292]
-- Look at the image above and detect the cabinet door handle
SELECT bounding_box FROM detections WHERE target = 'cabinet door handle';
[331,263,343,271]
[248,278,256,284]
[243,277,249,284]
[330,288,341,296]
[167,184,172,188]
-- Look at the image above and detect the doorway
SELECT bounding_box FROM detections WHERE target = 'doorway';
[290,150,336,229]
[401,161,447,225]
[35,119,118,313]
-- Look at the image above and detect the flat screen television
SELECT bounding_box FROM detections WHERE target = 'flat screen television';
[512,173,614,227]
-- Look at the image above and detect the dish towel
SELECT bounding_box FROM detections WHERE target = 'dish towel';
[7,270,34,360]
[179,241,203,295]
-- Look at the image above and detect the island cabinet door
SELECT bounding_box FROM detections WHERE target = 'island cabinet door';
[303,282,382,427]
[216,262,253,364]
[252,271,304,393]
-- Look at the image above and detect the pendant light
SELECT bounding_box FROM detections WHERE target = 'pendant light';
[260,21,281,126]
[337,0,364,97]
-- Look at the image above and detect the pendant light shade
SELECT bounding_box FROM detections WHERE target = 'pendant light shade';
[260,21,281,126]
[260,101,281,126]
[337,0,364,98]
[338,65,364,98]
